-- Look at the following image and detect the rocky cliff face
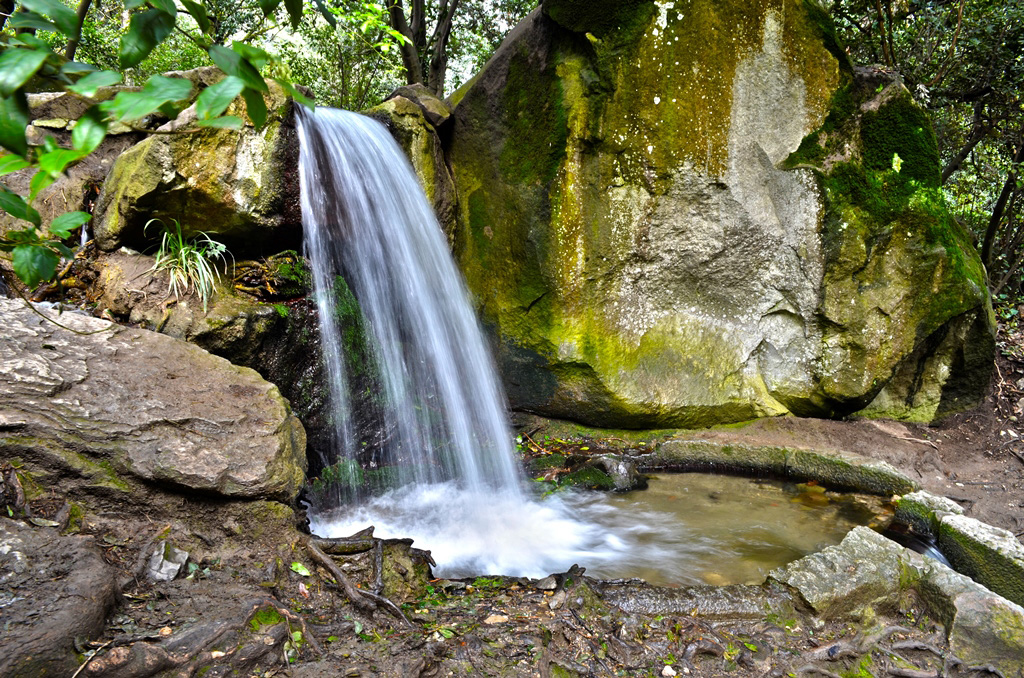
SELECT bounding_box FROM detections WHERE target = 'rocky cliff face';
[445,0,993,427]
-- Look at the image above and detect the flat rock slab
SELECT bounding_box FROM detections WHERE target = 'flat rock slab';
[0,299,306,501]
[0,518,119,677]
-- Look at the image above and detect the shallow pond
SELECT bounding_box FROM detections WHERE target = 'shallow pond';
[310,473,888,586]
[583,473,888,586]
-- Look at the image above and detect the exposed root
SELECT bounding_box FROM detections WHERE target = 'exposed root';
[305,537,413,627]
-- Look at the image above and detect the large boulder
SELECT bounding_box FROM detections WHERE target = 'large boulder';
[92,76,302,256]
[445,2,993,427]
[0,298,307,501]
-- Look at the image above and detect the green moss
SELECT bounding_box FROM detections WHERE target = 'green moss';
[559,466,615,490]
[938,523,1024,607]
[861,94,940,187]
[544,0,657,42]
[249,606,285,631]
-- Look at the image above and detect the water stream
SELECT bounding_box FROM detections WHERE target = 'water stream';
[296,107,878,583]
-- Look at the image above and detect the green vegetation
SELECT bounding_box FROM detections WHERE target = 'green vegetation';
[146,218,229,312]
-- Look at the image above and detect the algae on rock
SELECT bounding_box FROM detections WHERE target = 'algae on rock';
[445,1,992,428]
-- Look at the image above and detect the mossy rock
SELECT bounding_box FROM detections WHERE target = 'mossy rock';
[446,4,992,428]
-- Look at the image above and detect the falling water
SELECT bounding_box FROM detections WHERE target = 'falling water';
[298,107,522,497]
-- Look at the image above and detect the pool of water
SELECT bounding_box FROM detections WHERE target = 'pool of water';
[310,473,889,586]
[583,473,888,585]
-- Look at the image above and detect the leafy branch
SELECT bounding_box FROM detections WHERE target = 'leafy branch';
[0,0,311,289]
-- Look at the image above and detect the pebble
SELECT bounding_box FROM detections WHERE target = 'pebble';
[535,575,558,591]
[662,666,677,677]
[483,614,508,624]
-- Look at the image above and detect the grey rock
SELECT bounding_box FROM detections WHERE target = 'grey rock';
[591,455,648,491]
[0,518,119,678]
[535,575,558,590]
[938,513,1024,607]
[769,526,907,618]
[148,540,190,581]
[772,526,1024,677]
[0,298,307,501]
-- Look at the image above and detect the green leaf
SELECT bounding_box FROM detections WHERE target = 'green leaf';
[256,0,282,17]
[37,148,86,178]
[284,0,302,28]
[20,0,79,35]
[49,211,91,238]
[119,9,176,68]
[0,185,41,225]
[0,93,30,157]
[9,11,61,33]
[124,0,147,8]
[231,42,271,70]
[0,153,30,177]
[0,48,50,98]
[61,61,97,75]
[51,242,74,258]
[195,116,243,130]
[290,562,311,576]
[101,75,193,122]
[148,0,178,17]
[273,77,314,109]
[179,0,210,33]
[195,75,244,119]
[240,87,267,129]
[12,244,59,287]
[208,44,267,92]
[66,70,122,98]
[72,106,108,154]
[29,170,57,199]
[8,33,52,51]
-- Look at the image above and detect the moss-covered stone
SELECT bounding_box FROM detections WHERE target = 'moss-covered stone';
[444,2,991,428]
[937,514,1024,608]
[653,439,917,495]
[93,79,300,256]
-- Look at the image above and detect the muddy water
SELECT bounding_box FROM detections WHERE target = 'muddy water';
[582,473,887,586]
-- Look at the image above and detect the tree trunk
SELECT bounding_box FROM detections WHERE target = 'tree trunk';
[941,103,991,185]
[981,132,1024,273]
[387,0,425,86]
[63,0,94,62]
[426,0,460,96]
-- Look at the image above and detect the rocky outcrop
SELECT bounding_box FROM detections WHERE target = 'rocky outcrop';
[366,86,456,242]
[92,75,302,256]
[771,527,1024,677]
[445,1,993,427]
[0,298,307,501]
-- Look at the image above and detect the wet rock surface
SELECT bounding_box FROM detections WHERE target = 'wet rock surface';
[0,298,307,501]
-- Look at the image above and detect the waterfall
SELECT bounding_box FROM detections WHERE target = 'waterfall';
[297,107,523,498]
[297,107,636,578]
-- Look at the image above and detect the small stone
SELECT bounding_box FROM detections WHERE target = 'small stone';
[483,614,508,624]
[147,541,189,582]
[662,666,677,677]
[535,575,557,591]
[159,626,172,636]
[548,590,567,610]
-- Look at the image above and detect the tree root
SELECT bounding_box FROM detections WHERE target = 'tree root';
[305,537,413,627]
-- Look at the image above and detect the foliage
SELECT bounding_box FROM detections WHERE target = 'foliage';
[0,0,310,289]
[830,0,1024,300]
[146,218,229,311]
[275,3,406,109]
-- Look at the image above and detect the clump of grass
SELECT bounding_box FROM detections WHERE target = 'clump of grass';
[145,218,229,312]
